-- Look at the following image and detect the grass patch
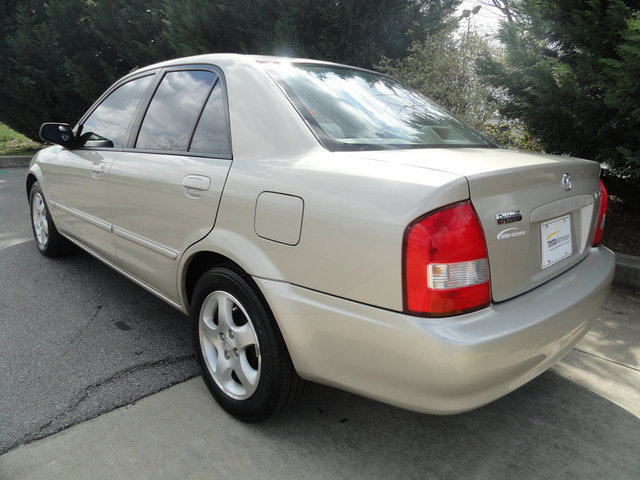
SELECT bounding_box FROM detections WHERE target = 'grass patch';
[0,122,44,156]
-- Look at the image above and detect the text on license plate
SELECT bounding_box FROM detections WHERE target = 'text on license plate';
[540,214,572,269]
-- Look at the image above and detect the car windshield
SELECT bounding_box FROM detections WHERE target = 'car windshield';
[265,63,494,151]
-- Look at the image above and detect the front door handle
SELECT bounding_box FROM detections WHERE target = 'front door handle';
[91,162,105,177]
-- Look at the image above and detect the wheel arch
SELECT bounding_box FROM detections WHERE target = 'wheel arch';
[26,173,38,197]
[182,250,276,316]
[181,248,298,362]
[180,228,286,311]
[183,251,237,309]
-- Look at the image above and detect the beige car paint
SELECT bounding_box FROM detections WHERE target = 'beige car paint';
[341,148,604,302]
[254,192,304,246]
[108,151,231,301]
[202,149,470,311]
[255,245,613,414]
[43,148,118,262]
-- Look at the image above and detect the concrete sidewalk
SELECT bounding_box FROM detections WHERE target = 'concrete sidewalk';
[1,288,639,480]
[0,155,32,168]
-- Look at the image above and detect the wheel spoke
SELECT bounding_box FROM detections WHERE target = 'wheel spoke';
[217,294,234,331]
[235,353,259,388]
[200,313,223,353]
[231,324,256,350]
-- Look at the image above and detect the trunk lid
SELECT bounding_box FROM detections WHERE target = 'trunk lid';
[348,148,603,302]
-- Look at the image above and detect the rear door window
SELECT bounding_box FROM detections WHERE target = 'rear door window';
[189,80,231,156]
[136,70,217,151]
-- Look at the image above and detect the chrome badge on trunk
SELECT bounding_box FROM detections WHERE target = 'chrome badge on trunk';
[496,210,523,225]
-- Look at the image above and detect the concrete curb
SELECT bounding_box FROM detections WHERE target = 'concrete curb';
[1,156,639,290]
[0,155,32,168]
[613,252,640,291]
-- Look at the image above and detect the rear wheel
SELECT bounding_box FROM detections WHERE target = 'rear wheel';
[29,182,73,257]
[191,267,305,422]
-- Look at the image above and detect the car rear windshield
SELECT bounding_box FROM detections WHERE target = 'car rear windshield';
[265,63,494,151]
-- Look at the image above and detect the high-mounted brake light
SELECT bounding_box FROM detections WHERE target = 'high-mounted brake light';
[592,179,607,247]
[403,201,490,317]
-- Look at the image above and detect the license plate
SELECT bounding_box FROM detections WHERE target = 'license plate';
[540,215,572,269]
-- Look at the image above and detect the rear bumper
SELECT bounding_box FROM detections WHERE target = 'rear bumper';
[255,246,615,414]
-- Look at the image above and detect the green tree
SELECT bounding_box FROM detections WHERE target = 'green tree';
[0,1,91,139]
[484,121,543,151]
[161,0,462,69]
[478,0,640,177]
[375,25,497,130]
[0,0,167,139]
[0,0,461,139]
[601,16,640,176]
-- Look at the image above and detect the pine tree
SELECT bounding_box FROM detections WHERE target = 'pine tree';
[0,0,168,139]
[160,0,462,69]
[478,0,640,177]
[601,16,640,176]
[0,1,91,138]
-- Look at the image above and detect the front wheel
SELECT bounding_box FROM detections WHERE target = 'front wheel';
[29,181,73,257]
[191,267,305,422]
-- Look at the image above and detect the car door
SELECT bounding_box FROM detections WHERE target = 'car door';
[108,67,233,302]
[44,73,155,261]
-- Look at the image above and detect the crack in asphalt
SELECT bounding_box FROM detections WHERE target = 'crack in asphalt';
[6,353,198,454]
[61,304,107,356]
[601,305,630,315]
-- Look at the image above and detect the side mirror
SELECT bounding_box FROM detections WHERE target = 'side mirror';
[39,123,75,148]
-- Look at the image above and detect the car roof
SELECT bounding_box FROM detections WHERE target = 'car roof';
[134,53,358,75]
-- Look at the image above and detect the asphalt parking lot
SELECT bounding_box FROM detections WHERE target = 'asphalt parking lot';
[1,166,639,479]
[0,167,199,454]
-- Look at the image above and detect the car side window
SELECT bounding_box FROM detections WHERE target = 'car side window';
[80,75,153,148]
[136,70,216,151]
[189,80,231,156]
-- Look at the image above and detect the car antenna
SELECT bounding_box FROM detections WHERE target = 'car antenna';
[129,66,139,73]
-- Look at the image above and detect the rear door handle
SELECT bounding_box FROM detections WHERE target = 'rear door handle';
[182,175,211,192]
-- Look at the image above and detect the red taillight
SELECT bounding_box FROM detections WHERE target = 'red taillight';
[403,201,491,317]
[592,179,607,247]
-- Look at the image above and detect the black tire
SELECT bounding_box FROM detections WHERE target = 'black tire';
[191,266,305,422]
[29,181,74,257]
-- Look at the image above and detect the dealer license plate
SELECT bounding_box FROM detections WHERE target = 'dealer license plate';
[540,215,572,269]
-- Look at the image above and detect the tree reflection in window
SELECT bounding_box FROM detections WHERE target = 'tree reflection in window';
[267,63,494,151]
[190,81,230,156]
